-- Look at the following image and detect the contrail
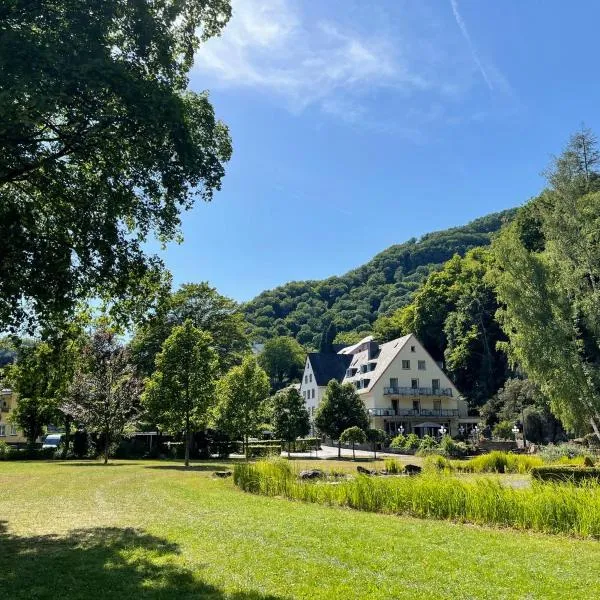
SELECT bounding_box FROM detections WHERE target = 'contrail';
[450,0,493,91]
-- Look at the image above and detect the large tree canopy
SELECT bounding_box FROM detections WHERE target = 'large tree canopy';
[131,283,249,377]
[493,128,600,436]
[0,0,232,330]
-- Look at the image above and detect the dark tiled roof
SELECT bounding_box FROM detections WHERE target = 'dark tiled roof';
[308,353,353,386]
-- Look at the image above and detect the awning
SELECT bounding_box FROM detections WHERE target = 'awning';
[413,422,444,428]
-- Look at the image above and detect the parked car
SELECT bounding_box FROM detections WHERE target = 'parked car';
[42,433,63,449]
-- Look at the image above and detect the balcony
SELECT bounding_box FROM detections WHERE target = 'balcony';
[368,408,459,418]
[1,406,9,413]
[383,386,453,397]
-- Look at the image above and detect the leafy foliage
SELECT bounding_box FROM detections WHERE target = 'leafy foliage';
[63,329,141,463]
[270,387,310,455]
[215,355,270,455]
[314,380,369,457]
[131,283,249,377]
[493,128,600,436]
[0,0,232,330]
[142,320,218,466]
[244,211,515,347]
[257,336,305,391]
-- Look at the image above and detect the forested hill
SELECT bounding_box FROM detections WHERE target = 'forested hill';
[244,209,517,347]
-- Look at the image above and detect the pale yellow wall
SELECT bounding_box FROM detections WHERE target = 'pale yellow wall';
[0,391,27,444]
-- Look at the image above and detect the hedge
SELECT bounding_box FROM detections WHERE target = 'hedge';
[531,466,600,484]
[246,445,282,458]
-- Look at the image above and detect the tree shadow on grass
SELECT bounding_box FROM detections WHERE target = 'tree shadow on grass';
[144,464,232,472]
[0,521,286,600]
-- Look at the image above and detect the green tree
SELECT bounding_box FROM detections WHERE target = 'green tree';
[366,428,386,460]
[315,380,369,458]
[131,283,249,377]
[492,420,515,441]
[271,387,310,458]
[143,320,218,467]
[215,356,270,459]
[0,0,232,331]
[340,426,367,461]
[63,330,141,464]
[258,337,305,391]
[493,129,600,438]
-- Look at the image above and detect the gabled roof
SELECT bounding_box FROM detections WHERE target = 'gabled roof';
[344,334,412,393]
[308,353,353,386]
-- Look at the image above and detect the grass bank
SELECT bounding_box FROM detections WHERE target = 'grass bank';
[235,459,600,538]
[2,459,600,599]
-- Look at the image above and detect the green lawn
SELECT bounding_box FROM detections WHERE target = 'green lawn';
[1,460,599,599]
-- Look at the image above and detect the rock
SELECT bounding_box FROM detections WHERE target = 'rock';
[299,469,325,480]
[357,465,377,475]
[213,470,232,478]
[404,464,422,476]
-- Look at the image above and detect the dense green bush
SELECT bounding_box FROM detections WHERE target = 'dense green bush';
[404,433,420,450]
[492,420,515,441]
[0,440,9,460]
[438,436,469,458]
[246,445,282,459]
[72,430,89,458]
[418,435,437,451]
[531,466,600,484]
[539,443,593,462]
[235,459,600,539]
[389,434,406,449]
[2,447,55,461]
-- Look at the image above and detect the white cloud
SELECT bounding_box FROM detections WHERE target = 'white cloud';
[192,0,512,130]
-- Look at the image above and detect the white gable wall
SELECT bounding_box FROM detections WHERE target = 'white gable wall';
[299,357,326,419]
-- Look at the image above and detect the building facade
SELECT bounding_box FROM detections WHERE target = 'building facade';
[0,388,27,444]
[300,334,475,437]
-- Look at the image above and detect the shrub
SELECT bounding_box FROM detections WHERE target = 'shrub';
[403,433,420,450]
[0,440,9,460]
[452,451,543,474]
[384,458,403,474]
[283,438,321,453]
[439,436,469,458]
[418,435,437,451]
[531,466,600,484]
[539,443,593,462]
[389,434,406,449]
[493,420,515,440]
[246,445,282,459]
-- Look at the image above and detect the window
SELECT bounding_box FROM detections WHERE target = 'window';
[0,424,5,437]
[432,379,440,390]
[303,391,307,399]
[433,400,441,412]
[304,375,308,383]
[418,360,426,370]
[311,389,315,399]
[410,345,416,352]
[412,400,420,412]
[9,425,16,436]
[411,378,419,389]
[402,360,410,369]
[309,374,312,382]
[389,377,398,389]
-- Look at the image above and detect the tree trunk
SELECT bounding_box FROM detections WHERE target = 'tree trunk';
[338,440,341,459]
[373,444,377,461]
[352,443,355,461]
[590,416,600,441]
[62,414,71,460]
[185,416,191,467]
[103,434,109,465]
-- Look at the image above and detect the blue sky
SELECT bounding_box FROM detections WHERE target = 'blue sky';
[154,0,600,302]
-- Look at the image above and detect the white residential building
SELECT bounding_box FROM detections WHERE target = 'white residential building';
[300,334,475,437]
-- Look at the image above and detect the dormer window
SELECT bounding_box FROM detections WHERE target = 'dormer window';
[411,345,416,352]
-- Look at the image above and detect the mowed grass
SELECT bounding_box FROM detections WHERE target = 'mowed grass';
[1,461,600,599]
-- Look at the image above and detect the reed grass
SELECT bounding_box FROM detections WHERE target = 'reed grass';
[234,459,600,538]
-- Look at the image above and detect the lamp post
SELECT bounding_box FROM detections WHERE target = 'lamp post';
[472,425,479,446]
[439,424,447,440]
[399,425,404,436]
[458,425,465,439]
